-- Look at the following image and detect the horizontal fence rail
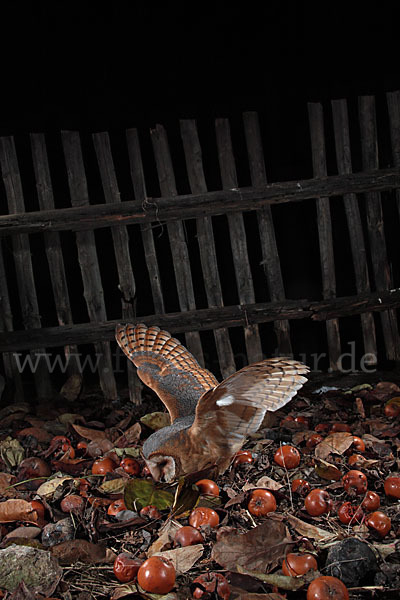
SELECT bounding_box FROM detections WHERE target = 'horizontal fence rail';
[0,168,399,236]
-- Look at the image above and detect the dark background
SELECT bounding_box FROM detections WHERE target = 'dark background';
[1,3,399,378]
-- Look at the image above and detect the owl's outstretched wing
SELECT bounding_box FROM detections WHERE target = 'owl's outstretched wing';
[115,323,218,422]
[189,357,309,452]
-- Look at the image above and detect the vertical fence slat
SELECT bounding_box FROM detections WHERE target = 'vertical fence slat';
[150,125,204,364]
[0,240,24,398]
[308,104,341,370]
[331,100,377,364]
[93,132,142,403]
[126,129,165,315]
[61,131,117,399]
[0,137,53,397]
[30,133,80,375]
[358,96,400,360]
[215,118,263,364]
[243,111,292,356]
[386,91,400,225]
[180,119,236,377]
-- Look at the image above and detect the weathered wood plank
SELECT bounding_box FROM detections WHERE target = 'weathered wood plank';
[0,239,24,398]
[61,131,117,399]
[126,129,165,314]
[1,168,399,236]
[1,288,400,352]
[150,124,204,364]
[358,96,400,360]
[0,136,52,398]
[93,132,141,403]
[331,99,377,364]
[30,133,80,375]
[308,103,341,370]
[180,119,236,376]
[243,111,292,355]
[386,91,400,227]
[215,118,263,363]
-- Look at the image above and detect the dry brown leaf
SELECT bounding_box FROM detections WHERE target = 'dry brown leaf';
[0,499,39,524]
[86,438,114,457]
[0,472,22,498]
[16,427,53,442]
[148,519,181,556]
[230,587,286,600]
[114,422,141,447]
[211,519,292,573]
[71,423,107,442]
[50,539,116,565]
[60,374,82,401]
[285,514,336,543]
[154,544,204,574]
[242,476,283,492]
[314,432,353,460]
[314,458,342,481]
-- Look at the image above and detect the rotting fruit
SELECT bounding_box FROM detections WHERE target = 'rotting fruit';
[137,556,176,594]
[189,507,220,529]
[233,450,253,466]
[337,502,364,525]
[91,457,116,475]
[384,476,400,499]
[342,470,367,495]
[291,479,311,495]
[139,505,162,520]
[113,552,143,583]
[195,479,220,496]
[282,552,318,576]
[273,445,301,469]
[304,489,333,516]
[120,457,141,475]
[174,525,204,547]
[192,572,230,600]
[366,511,391,537]
[361,490,380,511]
[307,575,349,600]
[247,489,277,516]
[107,499,127,516]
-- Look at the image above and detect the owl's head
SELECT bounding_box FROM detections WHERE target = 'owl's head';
[145,453,177,482]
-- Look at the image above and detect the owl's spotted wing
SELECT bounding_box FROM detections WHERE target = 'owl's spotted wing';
[115,323,218,422]
[189,358,309,452]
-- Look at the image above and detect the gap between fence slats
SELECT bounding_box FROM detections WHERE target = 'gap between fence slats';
[0,136,53,398]
[61,131,117,399]
[180,119,236,377]
[331,100,377,364]
[215,118,263,364]
[93,132,142,403]
[150,124,204,364]
[308,103,341,370]
[386,92,400,238]
[126,129,165,315]
[243,111,292,356]
[358,96,400,361]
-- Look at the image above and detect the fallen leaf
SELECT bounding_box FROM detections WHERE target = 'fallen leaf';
[314,458,342,481]
[243,475,283,491]
[125,478,174,510]
[3,526,41,542]
[86,438,114,457]
[140,411,171,431]
[236,566,319,591]
[114,422,142,447]
[0,500,38,524]
[99,478,127,495]
[230,587,286,600]
[148,520,181,555]
[16,428,53,443]
[285,514,336,543]
[0,473,21,498]
[211,519,292,573]
[0,544,62,595]
[314,432,353,459]
[71,423,107,442]
[0,438,25,468]
[50,539,116,565]
[154,544,204,574]
[36,476,74,499]
[171,477,201,517]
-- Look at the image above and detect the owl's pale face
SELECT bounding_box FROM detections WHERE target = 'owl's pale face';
[145,454,176,482]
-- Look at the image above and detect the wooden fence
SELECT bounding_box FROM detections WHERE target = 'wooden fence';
[1,92,400,402]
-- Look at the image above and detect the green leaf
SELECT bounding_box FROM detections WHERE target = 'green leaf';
[124,478,174,510]
[140,411,171,431]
